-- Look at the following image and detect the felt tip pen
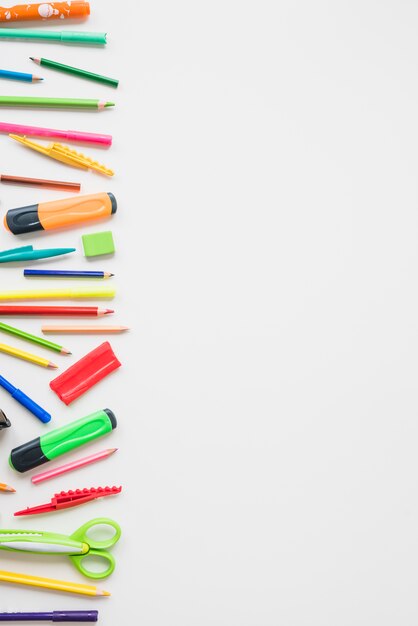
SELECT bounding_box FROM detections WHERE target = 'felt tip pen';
[0,29,106,45]
[0,374,51,423]
[0,610,98,622]
[10,408,116,472]
[4,192,116,235]
[0,122,112,146]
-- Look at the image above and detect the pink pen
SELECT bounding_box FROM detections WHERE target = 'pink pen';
[31,448,118,484]
[0,121,112,146]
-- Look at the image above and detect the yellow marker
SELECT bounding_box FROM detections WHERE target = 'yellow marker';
[9,134,114,176]
[0,288,115,301]
[0,342,58,368]
[0,570,110,596]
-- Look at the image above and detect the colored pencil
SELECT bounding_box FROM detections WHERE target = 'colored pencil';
[31,57,119,88]
[0,306,113,316]
[24,270,113,279]
[42,325,129,334]
[32,448,118,484]
[0,287,115,300]
[0,570,110,596]
[0,483,15,493]
[0,96,114,110]
[0,68,42,83]
[1,174,80,191]
[0,321,71,354]
[0,342,58,368]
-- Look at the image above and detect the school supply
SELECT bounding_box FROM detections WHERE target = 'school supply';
[0,97,114,110]
[31,56,119,88]
[0,122,112,146]
[0,287,116,300]
[82,231,115,256]
[50,342,121,405]
[0,409,11,430]
[42,326,128,334]
[0,517,121,579]
[0,321,71,354]
[0,68,42,82]
[0,483,15,493]
[0,342,58,368]
[0,306,113,316]
[0,246,75,263]
[1,174,80,191]
[0,2,90,22]
[10,135,114,176]
[25,269,113,279]
[4,191,116,235]
[0,611,98,623]
[0,374,51,423]
[32,448,118,484]
[0,570,110,596]
[10,408,116,471]
[0,29,105,45]
[15,486,122,515]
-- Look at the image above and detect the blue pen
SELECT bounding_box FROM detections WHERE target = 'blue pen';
[0,68,43,83]
[0,374,51,423]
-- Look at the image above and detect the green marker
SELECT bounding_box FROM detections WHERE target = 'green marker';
[0,96,114,110]
[0,29,107,45]
[10,409,117,473]
[31,57,119,89]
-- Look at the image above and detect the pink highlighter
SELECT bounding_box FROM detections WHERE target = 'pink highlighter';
[0,121,112,146]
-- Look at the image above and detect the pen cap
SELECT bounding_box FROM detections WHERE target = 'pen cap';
[0,409,11,430]
[4,192,117,234]
[50,342,121,405]
[9,408,116,472]
[60,31,107,44]
[52,610,98,622]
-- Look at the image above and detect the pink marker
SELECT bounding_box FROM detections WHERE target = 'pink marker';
[0,121,112,146]
[31,448,118,484]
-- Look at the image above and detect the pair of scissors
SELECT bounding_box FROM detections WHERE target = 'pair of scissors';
[0,517,121,579]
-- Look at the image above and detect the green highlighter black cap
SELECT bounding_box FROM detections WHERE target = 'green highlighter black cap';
[10,408,116,473]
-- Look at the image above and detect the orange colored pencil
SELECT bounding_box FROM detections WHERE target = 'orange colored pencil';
[0,482,15,493]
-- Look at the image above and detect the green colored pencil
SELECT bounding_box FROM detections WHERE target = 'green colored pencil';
[0,96,114,110]
[0,321,71,355]
[30,57,119,89]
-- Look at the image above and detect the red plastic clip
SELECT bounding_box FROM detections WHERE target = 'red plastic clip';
[14,485,122,516]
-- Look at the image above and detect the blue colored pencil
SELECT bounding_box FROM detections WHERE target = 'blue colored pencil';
[24,269,114,279]
[0,69,43,83]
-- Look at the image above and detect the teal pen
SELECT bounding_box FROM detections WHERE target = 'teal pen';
[0,29,107,45]
[0,247,75,263]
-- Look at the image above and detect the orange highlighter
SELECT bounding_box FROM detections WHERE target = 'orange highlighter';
[4,192,116,235]
[0,2,90,22]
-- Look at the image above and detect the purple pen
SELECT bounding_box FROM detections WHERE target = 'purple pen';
[0,611,98,622]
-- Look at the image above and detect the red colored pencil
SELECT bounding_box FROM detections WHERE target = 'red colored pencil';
[0,306,113,316]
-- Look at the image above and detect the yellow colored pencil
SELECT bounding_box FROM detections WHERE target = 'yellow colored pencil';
[0,570,110,596]
[0,288,115,301]
[0,342,57,368]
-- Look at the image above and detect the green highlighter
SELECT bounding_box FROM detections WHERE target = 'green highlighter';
[0,29,107,45]
[10,409,116,473]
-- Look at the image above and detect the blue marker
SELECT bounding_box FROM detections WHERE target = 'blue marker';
[0,374,51,423]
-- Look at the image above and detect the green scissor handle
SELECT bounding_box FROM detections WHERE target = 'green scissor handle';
[69,517,121,579]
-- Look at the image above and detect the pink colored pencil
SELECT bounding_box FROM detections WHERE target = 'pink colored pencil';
[31,448,117,484]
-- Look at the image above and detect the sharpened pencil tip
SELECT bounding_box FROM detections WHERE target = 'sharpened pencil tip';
[48,362,59,369]
[98,590,111,596]
[2,485,16,493]
[61,348,72,355]
[104,309,114,314]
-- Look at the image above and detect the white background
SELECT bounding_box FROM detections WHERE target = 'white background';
[0,0,417,624]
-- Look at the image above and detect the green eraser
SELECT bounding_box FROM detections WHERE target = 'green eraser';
[82,231,115,257]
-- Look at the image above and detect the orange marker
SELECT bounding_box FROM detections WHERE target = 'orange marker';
[4,192,116,235]
[0,2,90,22]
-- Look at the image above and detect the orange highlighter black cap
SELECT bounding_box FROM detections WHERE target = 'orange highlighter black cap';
[4,192,116,235]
